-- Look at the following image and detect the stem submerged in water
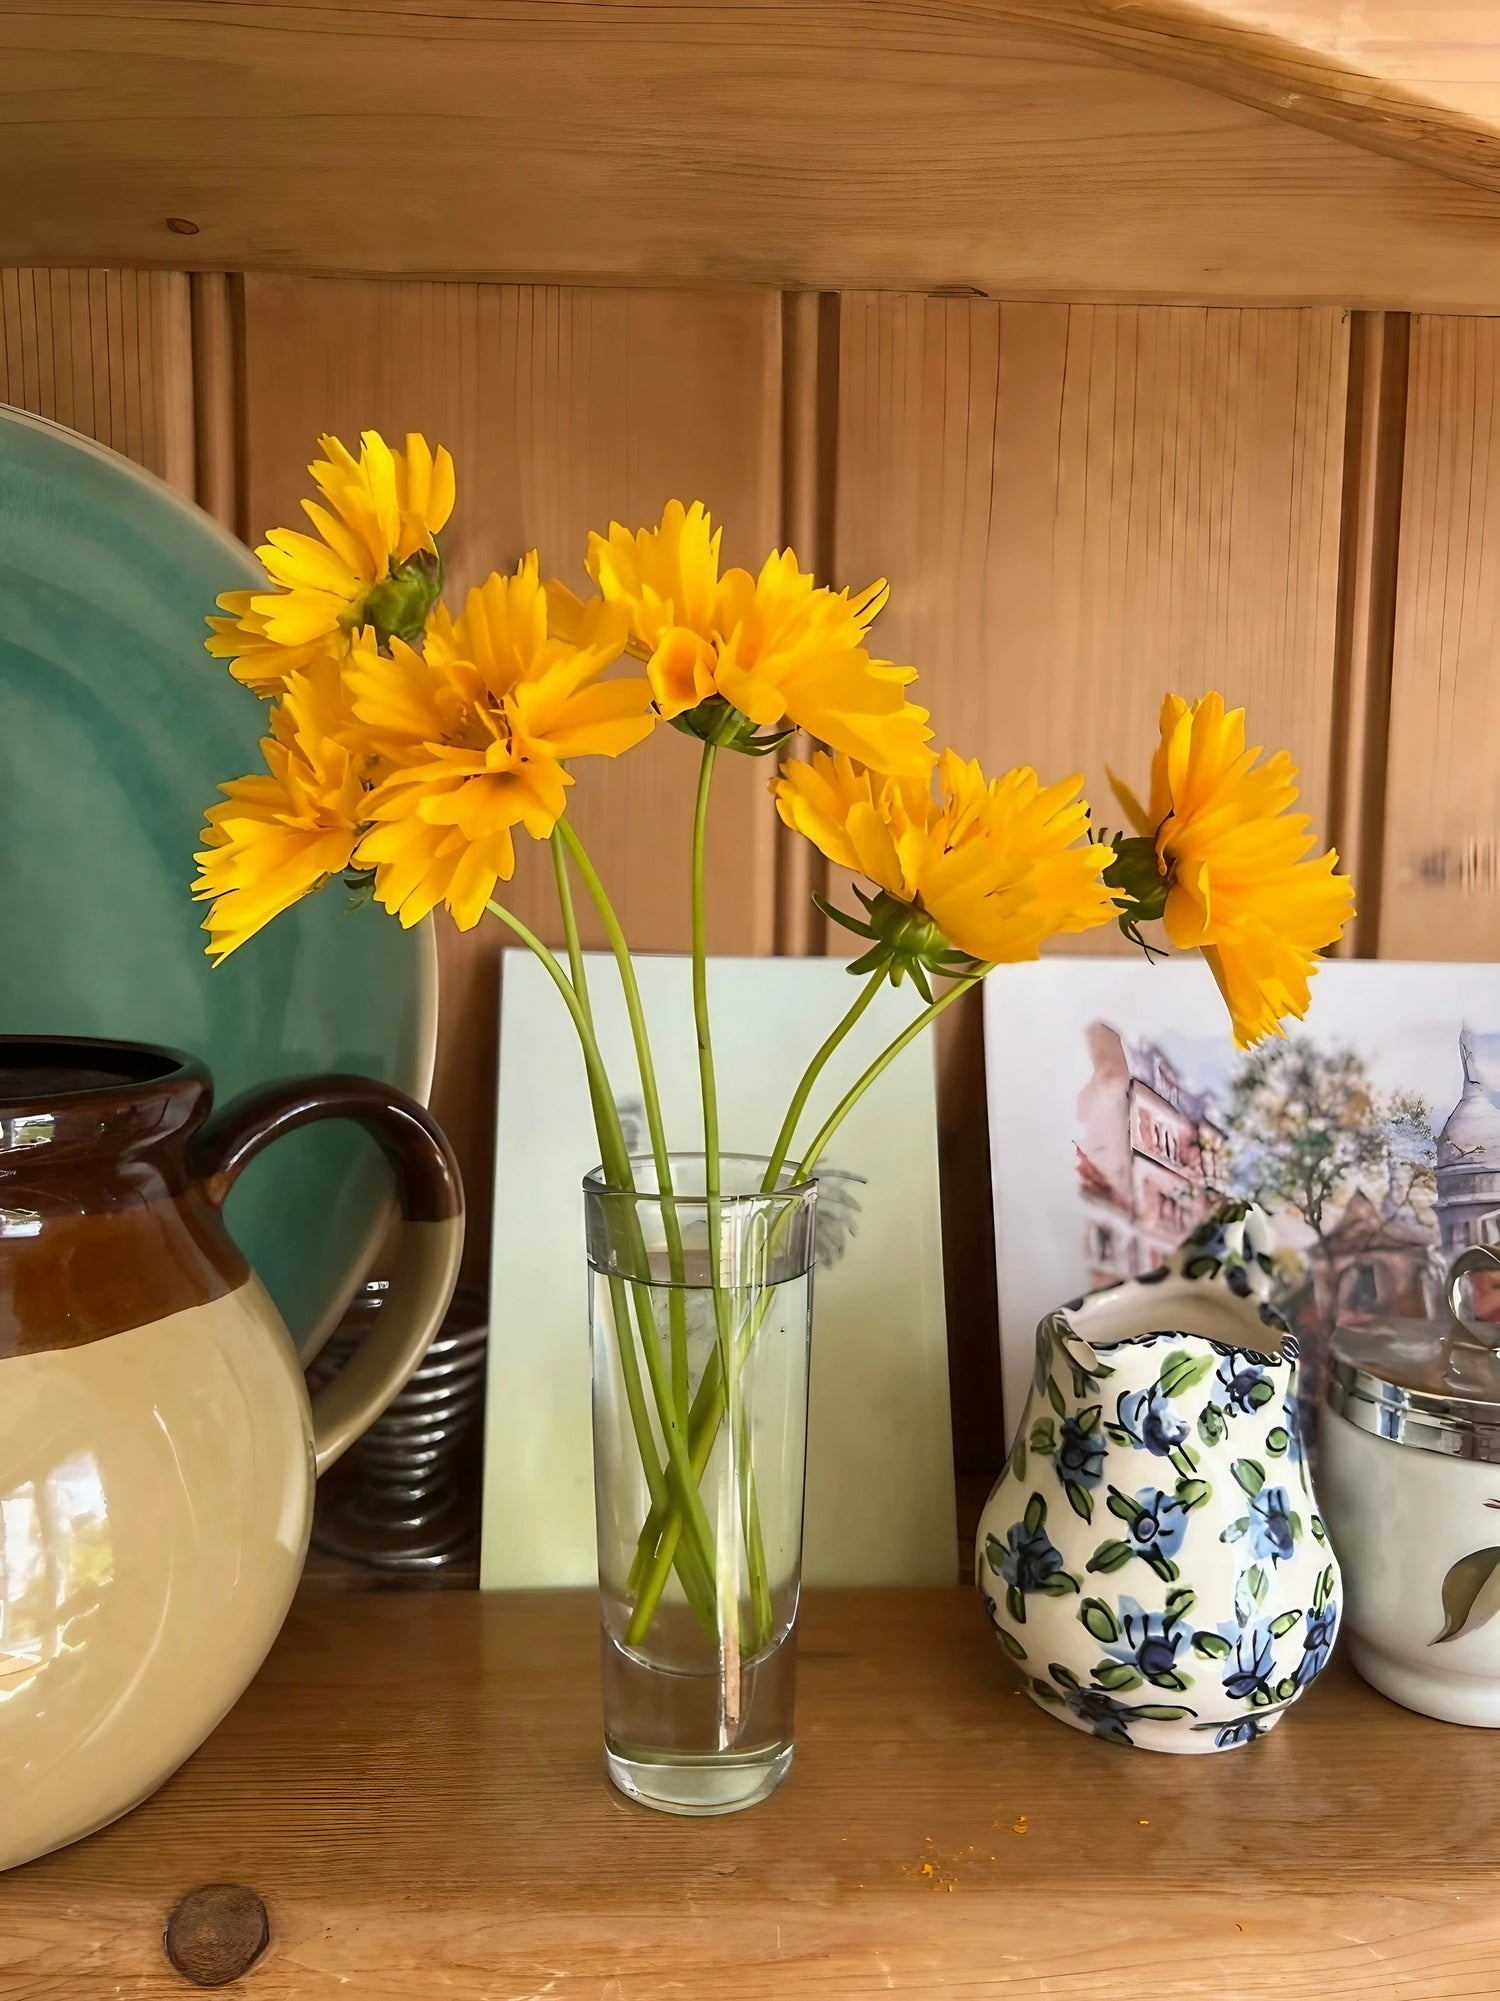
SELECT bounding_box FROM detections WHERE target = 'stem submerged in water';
[624,971,985,1640]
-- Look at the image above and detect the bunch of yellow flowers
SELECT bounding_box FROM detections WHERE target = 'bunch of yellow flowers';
[197,428,1354,1050]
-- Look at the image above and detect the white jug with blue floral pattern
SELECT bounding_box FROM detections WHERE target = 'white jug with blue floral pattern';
[976,1202,1339,1752]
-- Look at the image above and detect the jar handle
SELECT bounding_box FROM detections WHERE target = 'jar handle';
[194,1075,464,1474]
[1446,1244,1500,1349]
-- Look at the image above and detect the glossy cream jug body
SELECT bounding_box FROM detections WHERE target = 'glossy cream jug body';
[0,1036,463,1872]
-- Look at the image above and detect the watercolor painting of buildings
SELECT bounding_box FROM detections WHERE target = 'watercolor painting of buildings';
[985,959,1500,1442]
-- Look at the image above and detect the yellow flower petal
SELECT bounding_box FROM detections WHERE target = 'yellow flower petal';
[1120,691,1355,1045]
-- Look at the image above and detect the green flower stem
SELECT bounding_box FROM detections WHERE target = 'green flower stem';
[794,973,981,1179]
[558,819,693,1428]
[760,967,887,1193]
[626,971,987,1640]
[485,894,718,1617]
[691,744,722,1192]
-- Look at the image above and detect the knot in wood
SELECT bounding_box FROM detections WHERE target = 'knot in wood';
[164,1884,269,1986]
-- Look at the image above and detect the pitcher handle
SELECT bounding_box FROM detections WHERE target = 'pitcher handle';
[195,1075,464,1474]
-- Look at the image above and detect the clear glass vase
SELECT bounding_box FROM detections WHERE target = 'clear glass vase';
[584,1152,818,1815]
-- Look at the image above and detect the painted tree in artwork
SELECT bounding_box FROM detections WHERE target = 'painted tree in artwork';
[1224,1039,1435,1236]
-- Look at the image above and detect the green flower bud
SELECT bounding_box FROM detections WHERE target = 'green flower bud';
[349,548,444,649]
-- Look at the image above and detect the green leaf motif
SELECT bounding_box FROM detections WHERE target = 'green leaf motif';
[1064,1481,1094,1524]
[1029,1418,1057,1455]
[1144,1548,1181,1584]
[1248,1378,1277,1408]
[1159,1350,1213,1398]
[983,1533,1006,1576]
[1221,1517,1251,1544]
[1274,1676,1299,1702]
[1197,1406,1228,1447]
[1046,1376,1067,1419]
[1268,1609,1302,1638]
[1265,1427,1290,1457]
[1247,1564,1269,1603]
[1048,1662,1082,1691]
[1087,1539,1134,1574]
[1232,1458,1266,1497]
[1134,1704,1195,1722]
[1193,1632,1232,1660]
[1105,1423,1132,1448]
[1023,1492,1047,1534]
[1009,1434,1027,1480]
[1039,1572,1082,1597]
[998,1627,1028,1662]
[1176,1478,1211,1512]
[1433,1547,1500,1644]
[1077,1404,1103,1435]
[1313,1563,1335,1612]
[1169,1443,1199,1480]
[1147,1668,1191,1692]
[1092,1661,1143,1692]
[1006,1583,1027,1625]
[1107,1488,1145,1525]
[1080,1597,1121,1643]
[1166,1585,1197,1620]
[1031,1678,1064,1704]
[1311,1515,1328,1544]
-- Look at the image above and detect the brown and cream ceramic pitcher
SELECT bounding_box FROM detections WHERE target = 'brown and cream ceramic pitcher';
[0,1036,463,1872]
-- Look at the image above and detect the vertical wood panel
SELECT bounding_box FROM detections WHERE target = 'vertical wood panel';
[836,298,1350,846]
[1328,312,1409,956]
[0,268,193,490]
[238,277,784,1258]
[832,297,1351,1478]
[1381,317,1500,959]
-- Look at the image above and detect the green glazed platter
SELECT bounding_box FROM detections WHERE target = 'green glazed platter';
[0,406,438,1350]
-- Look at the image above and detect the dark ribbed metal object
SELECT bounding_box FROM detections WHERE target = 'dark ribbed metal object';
[310,1280,488,1570]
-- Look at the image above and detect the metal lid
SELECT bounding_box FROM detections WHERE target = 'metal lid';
[1327,1247,1500,1461]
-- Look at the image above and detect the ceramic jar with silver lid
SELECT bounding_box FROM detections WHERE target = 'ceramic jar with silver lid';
[1322,1246,1500,1726]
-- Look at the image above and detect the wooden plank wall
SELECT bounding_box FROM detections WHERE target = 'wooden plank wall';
[3,270,1495,1504]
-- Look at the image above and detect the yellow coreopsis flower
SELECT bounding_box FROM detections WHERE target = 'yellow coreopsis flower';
[193,661,365,963]
[348,555,653,931]
[1108,692,1355,1048]
[207,430,456,688]
[561,500,934,777]
[774,748,1117,983]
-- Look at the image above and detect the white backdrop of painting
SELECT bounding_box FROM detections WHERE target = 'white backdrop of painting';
[482,951,954,1590]
[985,959,1500,1445]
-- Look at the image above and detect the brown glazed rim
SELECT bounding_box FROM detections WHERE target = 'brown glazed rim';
[0,1035,207,1111]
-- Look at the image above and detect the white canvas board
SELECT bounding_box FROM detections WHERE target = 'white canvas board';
[482,950,955,1589]
[984,957,1500,1445]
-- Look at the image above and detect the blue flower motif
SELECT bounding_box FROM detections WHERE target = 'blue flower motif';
[1055,1414,1106,1489]
[1106,1596,1190,1684]
[1248,1485,1297,1566]
[1116,1383,1190,1458]
[1213,1719,1262,1748]
[1279,1388,1306,1465]
[997,1519,1066,1594]
[1063,1686,1138,1744]
[1215,1351,1268,1416]
[1126,1487,1188,1561]
[1295,1601,1337,1687]
[1223,1620,1276,1702]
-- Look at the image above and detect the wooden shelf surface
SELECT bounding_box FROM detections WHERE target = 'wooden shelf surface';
[6,1588,1500,1999]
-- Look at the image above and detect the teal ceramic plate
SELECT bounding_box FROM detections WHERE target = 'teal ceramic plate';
[0,407,438,1350]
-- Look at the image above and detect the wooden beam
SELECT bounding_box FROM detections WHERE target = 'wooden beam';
[10,5,1500,307]
[985,2,1500,200]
